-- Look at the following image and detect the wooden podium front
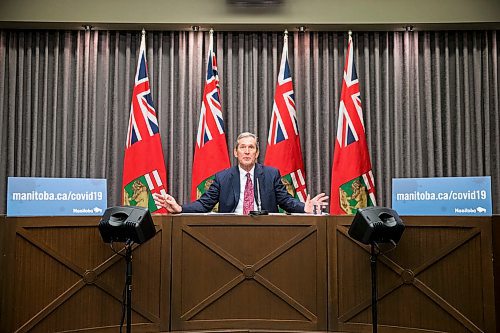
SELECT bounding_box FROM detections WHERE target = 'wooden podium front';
[170,214,327,331]
[330,216,497,333]
[0,214,497,333]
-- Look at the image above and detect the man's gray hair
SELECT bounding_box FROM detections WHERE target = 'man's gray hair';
[235,132,259,151]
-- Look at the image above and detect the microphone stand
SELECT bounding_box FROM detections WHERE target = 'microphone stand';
[250,177,268,215]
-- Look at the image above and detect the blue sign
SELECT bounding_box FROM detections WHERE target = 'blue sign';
[7,177,107,217]
[392,176,492,216]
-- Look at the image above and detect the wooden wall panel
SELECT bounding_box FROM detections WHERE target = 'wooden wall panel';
[170,215,328,332]
[329,216,496,333]
[0,216,170,333]
[0,216,17,332]
[493,215,500,331]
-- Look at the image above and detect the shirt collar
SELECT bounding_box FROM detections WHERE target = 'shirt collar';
[238,165,255,178]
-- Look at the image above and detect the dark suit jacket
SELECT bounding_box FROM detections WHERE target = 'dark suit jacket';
[182,163,305,213]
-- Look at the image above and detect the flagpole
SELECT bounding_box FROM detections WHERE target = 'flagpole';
[283,29,288,61]
[209,28,215,56]
[140,29,146,57]
[191,26,231,201]
[264,27,309,203]
[346,27,379,333]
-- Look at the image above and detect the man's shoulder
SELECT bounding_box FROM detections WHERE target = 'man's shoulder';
[214,166,238,181]
[257,163,280,175]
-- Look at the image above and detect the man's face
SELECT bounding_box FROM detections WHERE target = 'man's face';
[234,136,259,171]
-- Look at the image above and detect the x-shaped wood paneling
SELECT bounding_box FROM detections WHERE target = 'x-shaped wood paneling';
[13,225,160,333]
[179,223,318,322]
[336,224,488,333]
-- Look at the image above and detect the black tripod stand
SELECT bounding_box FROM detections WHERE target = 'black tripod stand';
[98,206,157,333]
[370,242,379,333]
[347,207,405,333]
[123,241,133,333]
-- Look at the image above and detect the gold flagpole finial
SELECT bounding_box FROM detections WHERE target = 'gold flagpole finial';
[348,30,352,36]
[142,28,146,36]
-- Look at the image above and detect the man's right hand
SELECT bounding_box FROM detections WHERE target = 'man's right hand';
[153,193,182,214]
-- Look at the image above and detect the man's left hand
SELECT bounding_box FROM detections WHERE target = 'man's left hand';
[304,193,329,214]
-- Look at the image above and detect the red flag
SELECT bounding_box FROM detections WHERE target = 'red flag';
[264,32,307,202]
[122,32,168,214]
[191,31,230,201]
[330,34,376,215]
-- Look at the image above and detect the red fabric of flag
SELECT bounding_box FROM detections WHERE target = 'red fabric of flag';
[191,31,230,202]
[264,32,307,202]
[330,34,377,215]
[122,32,168,214]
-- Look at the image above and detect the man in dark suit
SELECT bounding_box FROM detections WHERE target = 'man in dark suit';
[153,132,328,214]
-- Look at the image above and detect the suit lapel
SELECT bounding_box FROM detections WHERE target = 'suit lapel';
[230,166,240,210]
[254,164,265,206]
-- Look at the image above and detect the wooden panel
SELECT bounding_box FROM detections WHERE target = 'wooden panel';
[329,215,496,333]
[1,214,496,333]
[0,216,170,333]
[170,215,328,332]
[0,216,16,332]
[493,215,500,331]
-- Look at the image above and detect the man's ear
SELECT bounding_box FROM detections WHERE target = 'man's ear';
[256,150,260,158]
[234,148,238,158]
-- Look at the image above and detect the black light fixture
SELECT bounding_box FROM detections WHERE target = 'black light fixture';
[99,205,156,244]
[98,206,156,333]
[404,25,415,32]
[348,206,404,245]
[227,0,284,7]
[348,206,405,333]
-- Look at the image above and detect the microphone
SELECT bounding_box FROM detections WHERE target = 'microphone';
[250,177,268,215]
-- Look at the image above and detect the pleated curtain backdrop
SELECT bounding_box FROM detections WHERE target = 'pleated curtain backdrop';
[0,30,498,214]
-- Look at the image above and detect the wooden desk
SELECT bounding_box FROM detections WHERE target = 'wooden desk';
[170,214,327,332]
[330,215,496,333]
[0,214,496,333]
[0,216,170,333]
